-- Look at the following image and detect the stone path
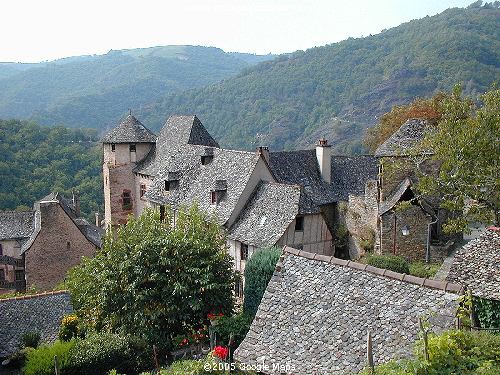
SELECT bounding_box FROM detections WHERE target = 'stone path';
[434,246,461,280]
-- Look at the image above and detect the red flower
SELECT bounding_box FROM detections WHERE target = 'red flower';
[207,312,224,320]
[213,346,228,360]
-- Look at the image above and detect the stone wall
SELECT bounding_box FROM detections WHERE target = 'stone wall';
[24,202,96,291]
[380,206,431,261]
[0,291,72,358]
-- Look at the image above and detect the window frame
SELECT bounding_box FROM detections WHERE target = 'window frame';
[122,190,132,210]
[129,144,136,152]
[240,243,249,261]
[140,184,147,198]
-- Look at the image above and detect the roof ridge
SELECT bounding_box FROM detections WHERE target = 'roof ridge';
[0,290,69,303]
[280,246,464,294]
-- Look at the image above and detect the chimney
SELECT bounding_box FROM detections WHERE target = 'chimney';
[256,146,270,164]
[95,212,100,227]
[316,138,331,183]
[72,189,81,216]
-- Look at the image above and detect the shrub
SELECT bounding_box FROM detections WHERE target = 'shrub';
[212,312,253,348]
[59,314,80,341]
[474,296,500,330]
[68,332,150,375]
[408,262,441,278]
[243,246,281,316]
[21,331,41,349]
[367,254,410,274]
[23,340,75,375]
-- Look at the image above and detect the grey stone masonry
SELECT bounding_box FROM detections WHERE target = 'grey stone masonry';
[446,228,500,301]
[235,247,462,374]
[0,291,73,357]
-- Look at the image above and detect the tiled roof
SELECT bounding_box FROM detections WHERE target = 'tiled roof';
[330,155,378,200]
[375,118,431,157]
[0,291,72,357]
[0,211,35,240]
[145,148,261,225]
[228,182,319,248]
[379,177,413,215]
[235,248,461,374]
[269,150,337,205]
[446,228,500,301]
[134,115,219,176]
[101,114,157,144]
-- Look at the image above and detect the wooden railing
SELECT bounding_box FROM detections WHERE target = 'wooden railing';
[0,279,26,291]
[0,255,24,267]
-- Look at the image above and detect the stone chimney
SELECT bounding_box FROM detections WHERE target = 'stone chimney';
[316,138,331,183]
[72,189,81,217]
[256,146,270,164]
[95,212,100,227]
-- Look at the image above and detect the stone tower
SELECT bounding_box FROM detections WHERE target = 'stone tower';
[101,114,157,227]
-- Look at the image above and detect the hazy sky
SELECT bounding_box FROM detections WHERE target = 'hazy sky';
[1,0,473,63]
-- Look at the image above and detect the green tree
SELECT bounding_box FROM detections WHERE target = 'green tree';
[66,205,236,349]
[243,246,281,316]
[417,86,499,233]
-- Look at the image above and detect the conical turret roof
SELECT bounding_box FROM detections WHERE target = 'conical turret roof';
[101,114,157,144]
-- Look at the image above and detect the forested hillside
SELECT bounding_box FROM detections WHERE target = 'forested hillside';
[0,46,274,131]
[138,4,500,152]
[0,119,101,218]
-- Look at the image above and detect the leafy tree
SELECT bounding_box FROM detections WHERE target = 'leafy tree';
[243,246,281,316]
[66,205,236,349]
[417,86,499,233]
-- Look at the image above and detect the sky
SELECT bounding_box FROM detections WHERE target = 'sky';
[1,0,474,63]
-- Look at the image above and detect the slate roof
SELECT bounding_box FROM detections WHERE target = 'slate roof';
[375,118,431,157]
[21,192,104,252]
[228,182,319,248]
[0,211,35,240]
[134,115,219,176]
[446,228,500,301]
[379,177,413,215]
[269,150,337,205]
[235,248,461,374]
[145,148,261,226]
[0,291,73,357]
[101,114,157,144]
[330,155,378,200]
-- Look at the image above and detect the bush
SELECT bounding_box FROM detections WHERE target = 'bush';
[243,246,281,316]
[408,262,441,278]
[59,314,80,341]
[21,331,41,349]
[367,254,410,274]
[68,332,150,375]
[212,313,253,348]
[474,296,500,330]
[23,340,75,375]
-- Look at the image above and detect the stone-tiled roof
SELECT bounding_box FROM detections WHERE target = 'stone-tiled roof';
[235,248,461,374]
[375,118,430,157]
[0,211,35,240]
[0,291,73,357]
[330,155,378,200]
[134,115,219,176]
[101,114,157,144]
[228,182,319,248]
[446,228,500,301]
[269,150,337,205]
[379,177,413,215]
[145,148,261,226]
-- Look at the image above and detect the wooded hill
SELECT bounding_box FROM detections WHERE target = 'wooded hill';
[0,46,274,132]
[137,4,499,153]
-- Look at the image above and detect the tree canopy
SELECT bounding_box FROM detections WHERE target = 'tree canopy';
[66,206,237,349]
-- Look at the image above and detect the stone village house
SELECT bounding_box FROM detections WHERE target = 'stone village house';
[0,193,103,293]
[102,115,455,286]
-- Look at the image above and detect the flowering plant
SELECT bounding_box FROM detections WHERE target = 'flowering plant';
[207,312,224,320]
[212,346,229,360]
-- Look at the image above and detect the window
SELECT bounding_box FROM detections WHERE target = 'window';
[210,191,218,205]
[234,278,244,298]
[160,205,166,221]
[0,243,3,256]
[295,216,304,231]
[129,144,136,152]
[15,270,24,281]
[165,180,179,191]
[111,144,115,152]
[240,243,249,260]
[122,190,132,210]
[201,155,213,165]
[140,184,147,197]
[0,269,5,280]
[67,241,71,250]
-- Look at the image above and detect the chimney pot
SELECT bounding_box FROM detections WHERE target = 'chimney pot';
[316,139,331,183]
[256,146,270,163]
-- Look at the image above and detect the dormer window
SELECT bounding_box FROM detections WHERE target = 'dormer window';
[111,144,116,152]
[201,155,213,165]
[129,144,136,152]
[165,180,179,191]
[210,180,227,205]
